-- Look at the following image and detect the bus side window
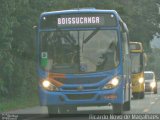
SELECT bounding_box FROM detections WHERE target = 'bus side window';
[122,32,129,60]
[124,33,129,52]
[120,22,129,59]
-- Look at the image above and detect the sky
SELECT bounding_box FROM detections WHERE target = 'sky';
[150,33,160,49]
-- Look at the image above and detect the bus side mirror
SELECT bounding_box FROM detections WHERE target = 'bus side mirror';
[33,26,38,40]
[143,53,147,67]
[33,25,38,31]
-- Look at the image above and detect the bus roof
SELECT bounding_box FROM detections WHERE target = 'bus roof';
[40,8,123,22]
[130,42,143,52]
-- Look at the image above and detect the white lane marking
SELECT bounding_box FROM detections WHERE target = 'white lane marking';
[143,108,149,113]
[151,102,155,105]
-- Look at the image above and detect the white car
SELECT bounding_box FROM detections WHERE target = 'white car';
[144,71,157,94]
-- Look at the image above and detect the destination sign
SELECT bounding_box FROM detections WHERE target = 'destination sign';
[130,44,141,50]
[41,13,117,29]
[57,16,100,25]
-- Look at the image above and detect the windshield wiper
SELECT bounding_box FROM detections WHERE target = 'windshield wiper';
[83,28,99,44]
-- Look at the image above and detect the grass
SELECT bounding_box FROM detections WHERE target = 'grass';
[0,94,39,112]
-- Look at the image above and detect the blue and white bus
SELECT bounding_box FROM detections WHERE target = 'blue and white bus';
[36,8,131,114]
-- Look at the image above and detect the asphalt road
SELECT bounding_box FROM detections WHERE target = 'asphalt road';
[3,82,160,120]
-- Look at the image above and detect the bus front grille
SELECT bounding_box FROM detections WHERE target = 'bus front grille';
[62,86,99,91]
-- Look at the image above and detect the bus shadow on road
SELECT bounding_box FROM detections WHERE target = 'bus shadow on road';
[131,92,159,100]
[46,110,113,119]
[131,97,144,100]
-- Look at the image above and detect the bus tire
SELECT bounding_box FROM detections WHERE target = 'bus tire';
[140,92,144,99]
[68,106,77,113]
[48,106,59,117]
[133,93,139,99]
[154,88,157,94]
[123,101,130,111]
[112,104,123,114]
[59,106,68,114]
[132,94,137,99]
[133,92,144,99]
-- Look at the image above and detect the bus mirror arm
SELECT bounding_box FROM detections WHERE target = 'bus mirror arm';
[33,26,38,39]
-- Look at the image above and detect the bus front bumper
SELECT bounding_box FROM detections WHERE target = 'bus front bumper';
[38,87,124,106]
[132,83,144,93]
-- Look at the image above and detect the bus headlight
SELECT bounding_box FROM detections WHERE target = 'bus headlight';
[150,82,156,89]
[102,77,120,90]
[138,77,144,84]
[42,80,59,91]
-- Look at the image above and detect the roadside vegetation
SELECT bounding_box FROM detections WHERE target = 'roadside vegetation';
[0,94,38,112]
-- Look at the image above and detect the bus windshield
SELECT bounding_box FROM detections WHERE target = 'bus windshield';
[144,73,154,80]
[40,29,119,73]
[131,53,142,74]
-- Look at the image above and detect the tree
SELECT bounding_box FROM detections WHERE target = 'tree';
[119,0,159,51]
[0,0,16,96]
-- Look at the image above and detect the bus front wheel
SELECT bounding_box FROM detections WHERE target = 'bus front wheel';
[154,87,157,94]
[48,106,59,116]
[123,101,130,111]
[140,92,145,99]
[133,92,144,99]
[112,104,123,114]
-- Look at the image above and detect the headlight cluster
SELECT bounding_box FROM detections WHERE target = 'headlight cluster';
[41,80,59,91]
[138,77,144,84]
[102,77,121,89]
[150,82,156,88]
